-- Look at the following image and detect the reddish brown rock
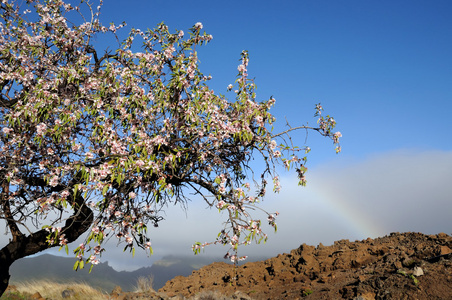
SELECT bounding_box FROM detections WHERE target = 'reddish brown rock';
[439,245,452,255]
[159,232,452,299]
[30,292,45,300]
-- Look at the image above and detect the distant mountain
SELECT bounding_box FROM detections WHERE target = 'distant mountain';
[9,254,218,292]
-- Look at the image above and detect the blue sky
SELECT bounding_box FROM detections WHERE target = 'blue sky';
[98,0,452,160]
[4,0,452,271]
[88,0,452,270]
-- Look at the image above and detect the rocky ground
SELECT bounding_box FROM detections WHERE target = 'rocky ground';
[3,232,451,300]
[159,232,452,299]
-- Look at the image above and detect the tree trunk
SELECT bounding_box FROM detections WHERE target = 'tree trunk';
[0,258,11,296]
[0,197,93,297]
[0,230,50,296]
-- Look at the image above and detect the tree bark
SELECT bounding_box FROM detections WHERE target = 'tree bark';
[0,193,93,296]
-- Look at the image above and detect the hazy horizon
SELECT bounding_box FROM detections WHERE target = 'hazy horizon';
[1,0,451,272]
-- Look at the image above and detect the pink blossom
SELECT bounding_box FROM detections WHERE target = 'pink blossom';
[59,234,68,246]
[49,176,59,187]
[94,245,102,255]
[10,178,23,185]
[333,131,342,143]
[268,214,276,223]
[2,127,13,135]
[283,160,290,169]
[216,200,227,209]
[72,143,81,152]
[90,256,100,265]
[250,221,258,230]
[299,175,306,184]
[231,235,239,244]
[270,140,277,150]
[194,22,203,30]
[228,204,237,211]
[36,123,47,135]
[254,115,263,124]
[60,190,69,198]
[237,64,246,72]
[316,104,323,112]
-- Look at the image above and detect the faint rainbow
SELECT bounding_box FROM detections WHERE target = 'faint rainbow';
[303,183,383,240]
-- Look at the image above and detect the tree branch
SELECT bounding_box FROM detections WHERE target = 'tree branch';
[271,125,321,139]
[1,180,24,243]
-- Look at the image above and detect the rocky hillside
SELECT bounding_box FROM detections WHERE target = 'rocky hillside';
[159,232,452,299]
[3,232,451,300]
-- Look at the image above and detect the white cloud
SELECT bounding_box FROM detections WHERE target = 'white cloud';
[308,149,452,235]
[2,149,452,271]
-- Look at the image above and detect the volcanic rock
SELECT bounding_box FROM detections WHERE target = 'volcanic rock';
[159,232,452,299]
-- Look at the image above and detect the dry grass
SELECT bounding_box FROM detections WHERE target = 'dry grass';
[12,279,107,300]
[134,275,156,293]
[2,279,247,300]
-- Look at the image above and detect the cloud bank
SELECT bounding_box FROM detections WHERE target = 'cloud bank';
[3,149,452,271]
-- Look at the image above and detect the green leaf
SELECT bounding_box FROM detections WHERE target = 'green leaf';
[73,185,79,199]
[73,260,79,271]
[102,184,109,196]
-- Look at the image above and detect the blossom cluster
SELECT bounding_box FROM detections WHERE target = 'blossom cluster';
[0,0,341,270]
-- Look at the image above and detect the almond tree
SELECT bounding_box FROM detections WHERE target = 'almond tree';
[0,0,340,295]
